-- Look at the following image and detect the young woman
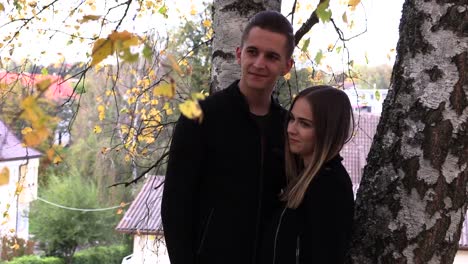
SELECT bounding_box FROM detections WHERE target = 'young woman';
[261,85,355,264]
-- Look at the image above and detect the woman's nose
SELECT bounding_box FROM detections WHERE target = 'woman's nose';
[287,121,296,135]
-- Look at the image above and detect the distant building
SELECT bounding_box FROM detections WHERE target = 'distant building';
[116,176,169,264]
[0,120,41,240]
[0,71,75,146]
[344,88,389,115]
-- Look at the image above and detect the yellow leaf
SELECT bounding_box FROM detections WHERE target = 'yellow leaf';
[11,243,20,250]
[284,73,291,80]
[0,4,4,12]
[109,30,137,43]
[179,99,203,121]
[0,167,9,185]
[21,127,32,135]
[191,92,206,100]
[153,81,175,98]
[202,19,212,28]
[342,12,348,24]
[91,38,113,66]
[53,155,62,165]
[15,183,23,195]
[35,79,52,91]
[93,125,102,134]
[167,55,183,75]
[116,208,123,215]
[101,147,110,154]
[97,105,105,120]
[79,15,101,23]
[163,102,173,115]
[348,0,361,11]
[190,5,197,15]
[46,148,55,161]
[23,126,49,147]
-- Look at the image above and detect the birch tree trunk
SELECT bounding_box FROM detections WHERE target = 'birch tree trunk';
[210,0,281,93]
[349,0,468,263]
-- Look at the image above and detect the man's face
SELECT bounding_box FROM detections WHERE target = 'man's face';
[236,27,293,94]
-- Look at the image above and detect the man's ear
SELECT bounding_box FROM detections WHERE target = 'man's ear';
[283,58,294,75]
[236,47,242,64]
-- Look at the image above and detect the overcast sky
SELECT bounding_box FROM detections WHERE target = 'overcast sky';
[0,0,405,67]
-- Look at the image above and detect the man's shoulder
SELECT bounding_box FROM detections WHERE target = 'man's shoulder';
[199,82,240,112]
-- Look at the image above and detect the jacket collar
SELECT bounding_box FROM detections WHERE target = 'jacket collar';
[225,80,284,115]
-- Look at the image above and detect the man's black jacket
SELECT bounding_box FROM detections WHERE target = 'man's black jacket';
[161,80,287,264]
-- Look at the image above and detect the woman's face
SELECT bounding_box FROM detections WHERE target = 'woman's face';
[287,97,316,165]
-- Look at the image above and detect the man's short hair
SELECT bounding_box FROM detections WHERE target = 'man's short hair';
[241,10,295,58]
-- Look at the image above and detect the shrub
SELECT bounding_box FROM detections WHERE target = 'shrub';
[72,245,129,264]
[6,255,64,264]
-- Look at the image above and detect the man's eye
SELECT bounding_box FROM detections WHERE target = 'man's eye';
[247,49,257,55]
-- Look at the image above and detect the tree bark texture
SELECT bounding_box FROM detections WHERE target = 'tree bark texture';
[349,0,468,263]
[210,0,281,93]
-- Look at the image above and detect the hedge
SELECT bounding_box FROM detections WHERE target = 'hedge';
[6,255,64,264]
[5,244,129,264]
[72,245,129,264]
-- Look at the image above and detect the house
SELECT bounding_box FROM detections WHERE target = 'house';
[0,120,42,240]
[341,112,468,263]
[0,71,76,146]
[0,71,74,103]
[115,175,169,264]
[344,88,389,115]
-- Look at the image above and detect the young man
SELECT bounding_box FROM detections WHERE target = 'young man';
[161,10,294,264]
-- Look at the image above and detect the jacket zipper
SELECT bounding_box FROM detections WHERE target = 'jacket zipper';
[196,208,214,254]
[252,134,265,263]
[296,235,300,264]
[272,207,287,264]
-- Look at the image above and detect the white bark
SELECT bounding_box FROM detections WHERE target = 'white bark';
[349,0,468,263]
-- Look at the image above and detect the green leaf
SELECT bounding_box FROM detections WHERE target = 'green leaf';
[120,49,139,63]
[375,90,381,101]
[41,67,49,75]
[142,44,153,59]
[316,0,332,23]
[301,38,310,52]
[314,50,323,65]
[158,5,168,18]
[336,46,342,54]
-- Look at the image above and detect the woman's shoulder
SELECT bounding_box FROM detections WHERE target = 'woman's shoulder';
[315,156,352,186]
[302,156,353,204]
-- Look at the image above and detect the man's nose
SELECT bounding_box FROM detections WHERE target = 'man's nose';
[253,55,266,68]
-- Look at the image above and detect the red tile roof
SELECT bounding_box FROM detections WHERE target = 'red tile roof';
[341,113,380,194]
[115,176,164,235]
[0,71,74,102]
[0,120,42,161]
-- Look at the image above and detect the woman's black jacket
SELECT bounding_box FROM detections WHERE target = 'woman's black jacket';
[261,156,355,264]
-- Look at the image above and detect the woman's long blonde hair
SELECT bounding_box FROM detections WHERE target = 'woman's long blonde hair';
[281,86,355,209]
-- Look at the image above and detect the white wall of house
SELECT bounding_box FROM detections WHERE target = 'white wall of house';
[131,234,170,264]
[0,158,40,240]
[455,250,468,264]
